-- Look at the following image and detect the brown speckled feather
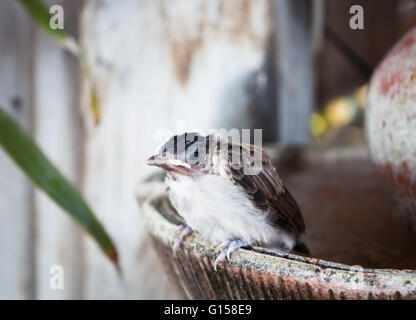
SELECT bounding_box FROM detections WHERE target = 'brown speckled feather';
[215,141,305,237]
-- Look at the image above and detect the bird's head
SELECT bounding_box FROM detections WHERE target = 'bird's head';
[147,132,212,177]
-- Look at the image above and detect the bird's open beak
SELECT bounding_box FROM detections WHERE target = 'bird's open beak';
[146,154,192,176]
[146,155,158,166]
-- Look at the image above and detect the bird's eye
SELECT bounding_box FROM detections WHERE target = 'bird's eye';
[193,149,199,158]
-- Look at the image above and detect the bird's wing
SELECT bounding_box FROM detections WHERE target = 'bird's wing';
[217,141,305,236]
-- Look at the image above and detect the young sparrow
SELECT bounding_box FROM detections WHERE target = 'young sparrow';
[147,132,307,270]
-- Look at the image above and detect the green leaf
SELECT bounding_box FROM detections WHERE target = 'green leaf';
[0,107,119,271]
[17,0,68,41]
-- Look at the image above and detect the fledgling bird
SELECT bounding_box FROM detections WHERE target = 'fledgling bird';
[147,132,307,270]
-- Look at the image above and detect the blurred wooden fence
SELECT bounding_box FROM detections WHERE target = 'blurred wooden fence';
[11,0,409,299]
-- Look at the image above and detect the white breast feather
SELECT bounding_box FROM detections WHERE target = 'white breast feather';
[165,174,295,250]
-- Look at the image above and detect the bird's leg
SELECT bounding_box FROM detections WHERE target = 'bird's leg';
[172,225,193,254]
[214,239,249,271]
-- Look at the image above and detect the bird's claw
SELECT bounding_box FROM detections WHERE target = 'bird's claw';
[172,225,193,254]
[217,241,230,251]
[213,240,249,271]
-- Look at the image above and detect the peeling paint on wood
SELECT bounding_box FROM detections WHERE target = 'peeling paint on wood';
[158,0,271,85]
[80,0,275,298]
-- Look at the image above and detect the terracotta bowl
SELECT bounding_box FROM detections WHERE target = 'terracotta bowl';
[366,27,416,230]
[138,145,416,299]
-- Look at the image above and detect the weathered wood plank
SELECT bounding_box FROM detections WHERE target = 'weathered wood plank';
[272,0,313,143]
[80,0,273,298]
[0,0,35,300]
[32,0,84,299]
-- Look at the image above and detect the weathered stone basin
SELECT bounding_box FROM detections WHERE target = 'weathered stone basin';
[138,146,416,299]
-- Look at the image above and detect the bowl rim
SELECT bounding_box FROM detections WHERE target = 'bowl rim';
[143,189,416,276]
[138,145,416,299]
